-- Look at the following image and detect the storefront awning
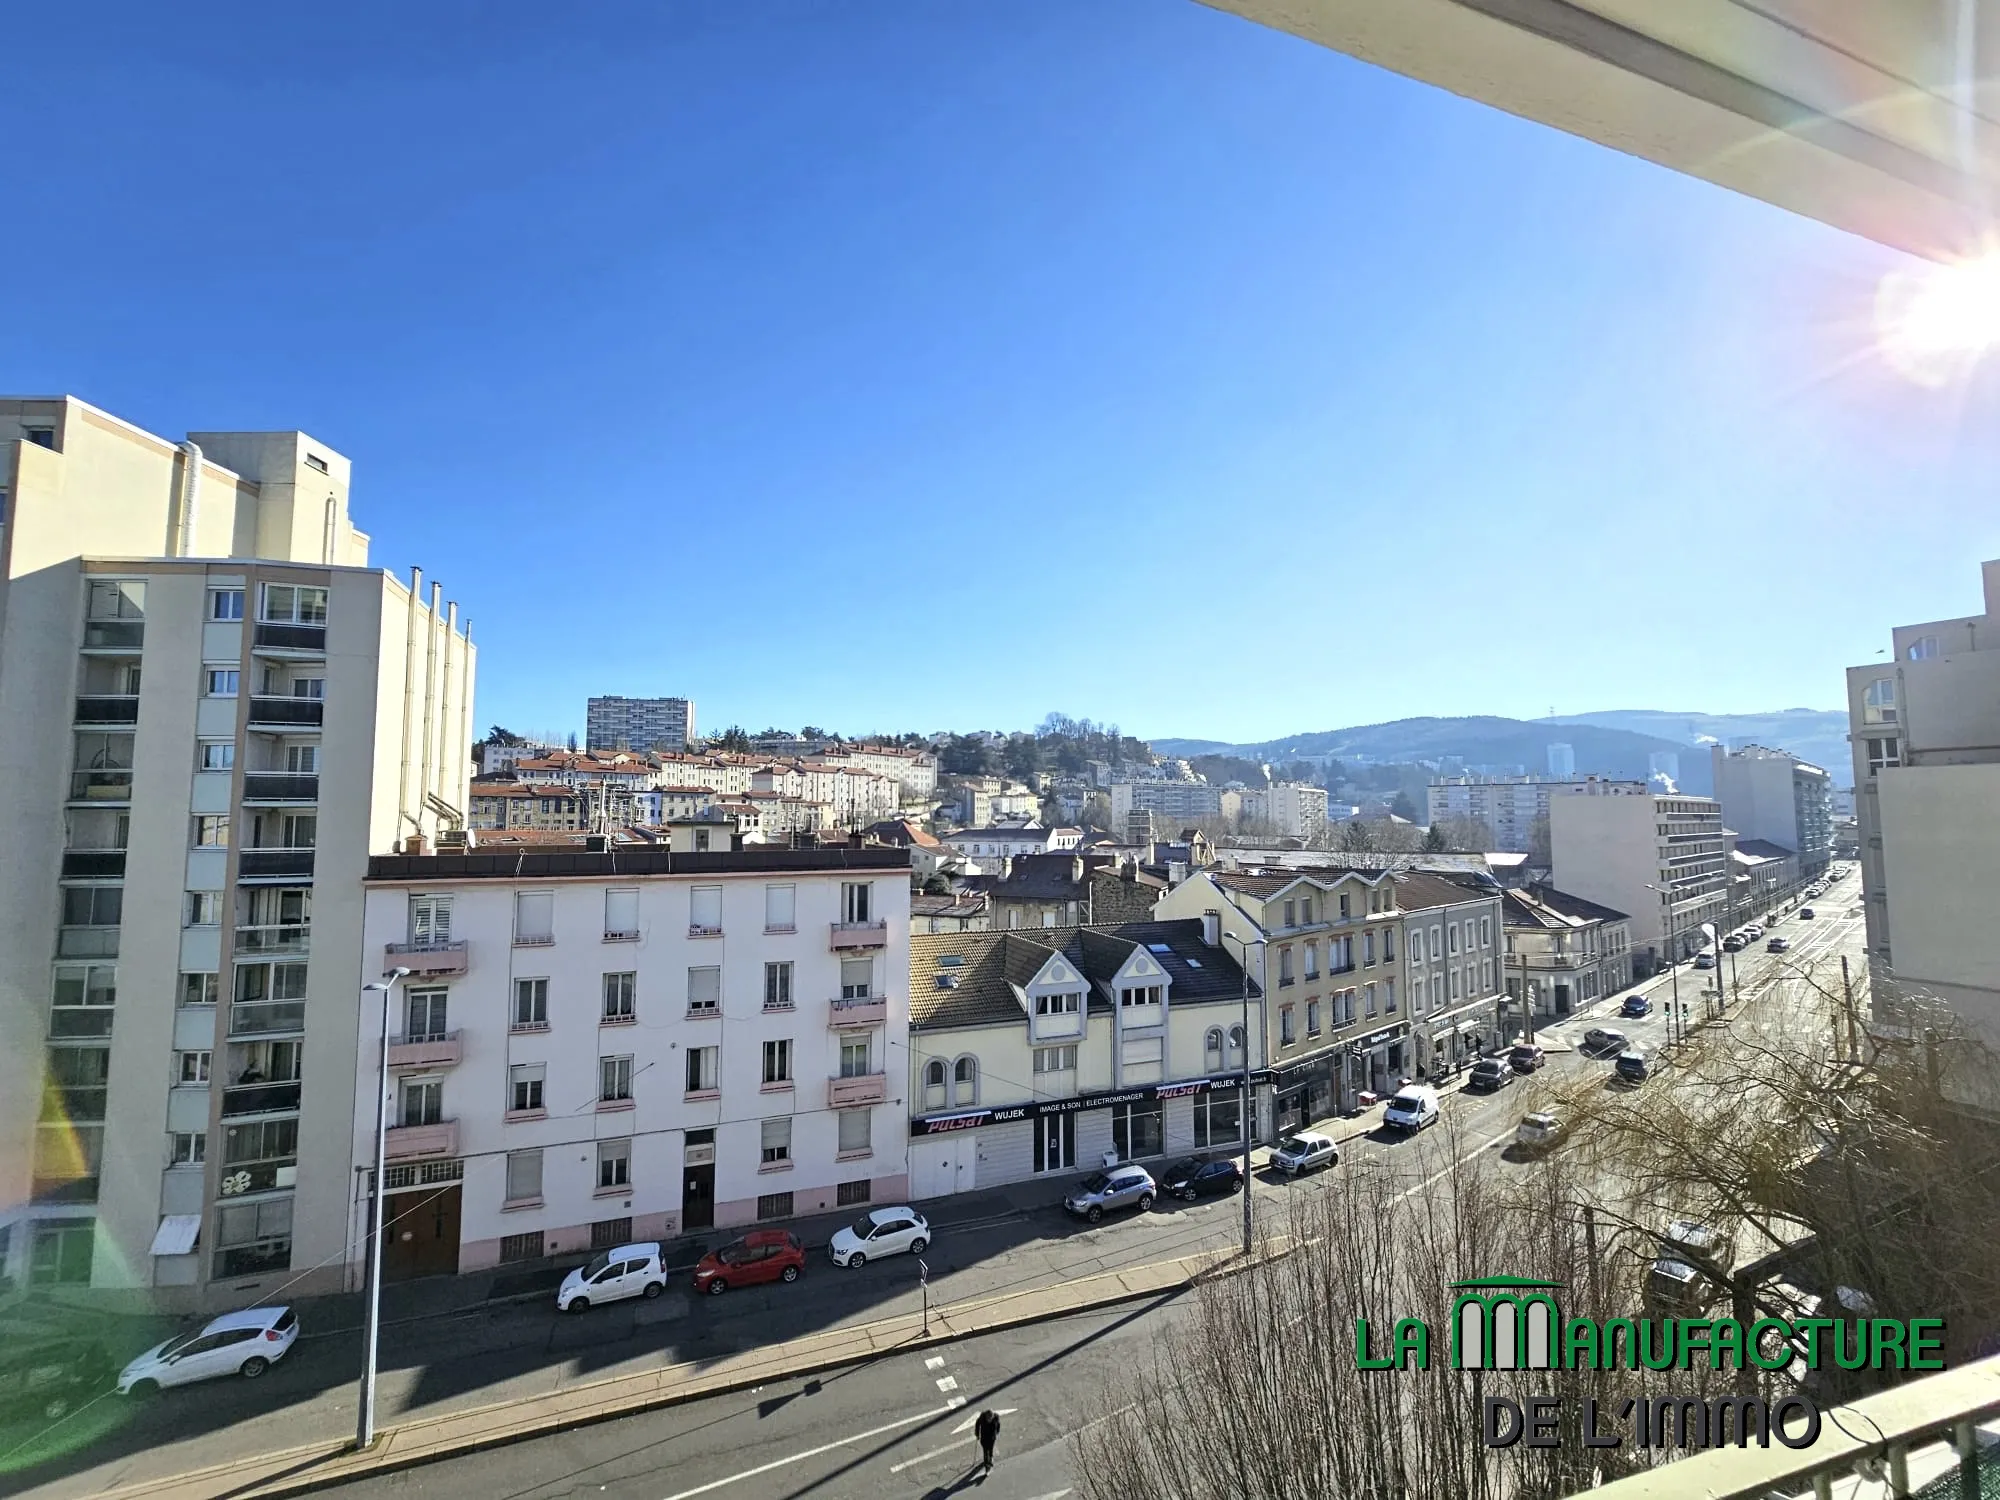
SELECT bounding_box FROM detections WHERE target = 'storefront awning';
[150,1213,201,1257]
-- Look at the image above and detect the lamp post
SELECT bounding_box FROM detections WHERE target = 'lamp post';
[1220,924,1265,1258]
[356,966,410,1452]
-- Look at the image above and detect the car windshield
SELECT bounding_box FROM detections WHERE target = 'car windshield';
[850,1218,881,1239]
[583,1252,614,1279]
[157,1329,206,1359]
[1165,1159,1199,1179]
[1389,1094,1421,1111]
[1078,1173,1111,1194]
[1278,1136,1310,1154]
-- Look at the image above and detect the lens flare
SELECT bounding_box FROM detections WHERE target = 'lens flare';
[1875,250,2000,386]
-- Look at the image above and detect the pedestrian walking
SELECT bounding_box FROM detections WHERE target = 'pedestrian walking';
[975,1408,1001,1473]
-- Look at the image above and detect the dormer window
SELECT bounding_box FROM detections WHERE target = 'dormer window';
[1035,993,1081,1017]
[1119,985,1162,1009]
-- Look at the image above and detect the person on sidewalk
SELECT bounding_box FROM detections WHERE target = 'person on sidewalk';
[975,1408,1001,1473]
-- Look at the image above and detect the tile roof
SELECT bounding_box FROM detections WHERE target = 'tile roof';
[1733,839,1796,862]
[1502,885,1631,928]
[1392,870,1502,914]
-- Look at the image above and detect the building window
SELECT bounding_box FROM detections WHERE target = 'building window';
[762,1038,793,1086]
[1204,1028,1225,1071]
[1120,984,1163,1008]
[686,1045,719,1095]
[178,971,217,1008]
[1033,1044,1077,1074]
[400,1076,443,1127]
[757,1192,794,1221]
[198,741,236,771]
[1410,928,1424,963]
[1448,923,1460,956]
[261,585,328,626]
[1193,1091,1241,1147]
[599,1055,634,1104]
[952,1055,978,1105]
[1278,948,1294,987]
[1339,893,1351,919]
[602,971,636,1022]
[1034,992,1081,1017]
[1907,635,1941,661]
[1479,916,1492,947]
[841,957,874,999]
[212,1199,291,1279]
[837,1109,872,1156]
[1363,931,1377,966]
[687,966,721,1015]
[1228,1024,1246,1066]
[192,815,231,848]
[205,668,239,698]
[1365,983,1378,1017]
[604,888,639,939]
[172,1048,211,1085]
[513,978,548,1029]
[1386,977,1398,1013]
[184,890,222,927]
[764,961,793,1010]
[1111,1099,1164,1160]
[836,1178,872,1206]
[514,891,554,945]
[409,894,452,945]
[509,1063,545,1113]
[841,882,873,924]
[689,885,723,934]
[1306,1000,1321,1037]
[765,884,796,932]
[1866,737,1902,774]
[597,1138,631,1191]
[168,1131,206,1166]
[1280,1006,1296,1045]
[504,1146,546,1205]
[923,1059,947,1110]
[1862,678,1899,725]
[1283,899,1296,928]
[500,1230,545,1262]
[209,589,245,621]
[1304,941,1318,980]
[760,1117,793,1165]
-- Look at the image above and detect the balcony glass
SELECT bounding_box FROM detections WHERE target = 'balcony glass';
[74,696,140,724]
[229,1000,307,1036]
[82,619,145,650]
[247,697,323,728]
[236,924,309,955]
[69,768,134,801]
[56,926,120,959]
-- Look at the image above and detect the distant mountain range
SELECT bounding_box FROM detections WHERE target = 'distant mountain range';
[1153,708,1852,792]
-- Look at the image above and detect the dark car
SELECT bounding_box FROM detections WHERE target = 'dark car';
[1619,995,1653,1018]
[692,1230,805,1296]
[0,1316,114,1423]
[1722,934,1746,952]
[1768,936,1791,953]
[1468,1058,1514,1091]
[1507,1043,1546,1073]
[1615,1049,1651,1083]
[1800,907,1816,920]
[1582,1027,1628,1055]
[1159,1155,1244,1202]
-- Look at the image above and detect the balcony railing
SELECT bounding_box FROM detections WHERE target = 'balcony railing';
[242,773,319,804]
[830,920,889,950]
[61,850,126,879]
[240,849,316,880]
[828,1072,889,1107]
[385,1120,458,1159]
[82,620,145,651]
[248,697,323,729]
[236,924,310,955]
[56,925,120,959]
[74,695,140,725]
[216,1160,297,1197]
[220,1081,303,1117]
[69,769,134,802]
[384,940,468,977]
[229,1000,306,1037]
[828,996,888,1027]
[387,1031,462,1069]
[252,622,327,654]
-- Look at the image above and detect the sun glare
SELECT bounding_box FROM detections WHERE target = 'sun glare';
[1875,250,2000,386]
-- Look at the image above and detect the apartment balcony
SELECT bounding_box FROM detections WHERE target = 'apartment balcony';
[61,850,126,879]
[81,620,145,652]
[384,940,469,977]
[216,1160,297,1197]
[242,773,319,804]
[239,848,316,881]
[827,1072,889,1108]
[830,920,889,951]
[69,768,134,803]
[248,697,323,730]
[220,1081,303,1118]
[236,923,310,956]
[74,695,140,725]
[56,925,120,959]
[384,1120,458,1159]
[251,622,327,656]
[828,996,888,1028]
[228,1000,306,1038]
[387,1031,462,1069]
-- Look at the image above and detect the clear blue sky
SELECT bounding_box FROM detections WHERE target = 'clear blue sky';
[7,2,1997,746]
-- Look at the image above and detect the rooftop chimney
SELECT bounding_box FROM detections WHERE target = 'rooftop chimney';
[1200,909,1220,948]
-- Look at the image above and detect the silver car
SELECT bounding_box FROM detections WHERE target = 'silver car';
[1063,1166,1156,1223]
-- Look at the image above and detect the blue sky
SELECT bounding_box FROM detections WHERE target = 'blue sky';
[7,2,1997,745]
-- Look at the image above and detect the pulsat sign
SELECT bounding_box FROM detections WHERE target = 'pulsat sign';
[1354,1276,1946,1453]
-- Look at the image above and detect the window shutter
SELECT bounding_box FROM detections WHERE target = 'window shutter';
[605,889,639,936]
[515,891,553,942]
[688,966,721,1010]
[690,886,722,931]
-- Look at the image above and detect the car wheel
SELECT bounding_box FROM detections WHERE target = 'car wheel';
[846,1253,865,1269]
[567,1297,589,1314]
[1182,1187,1199,1202]
[1228,1178,1243,1195]
[706,1279,728,1297]
[239,1356,269,1380]
[1137,1192,1154,1211]
[781,1265,800,1283]
[127,1379,158,1398]
[1086,1205,1104,1223]
[909,1236,929,1254]
[643,1281,665,1299]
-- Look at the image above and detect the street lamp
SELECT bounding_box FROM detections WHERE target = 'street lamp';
[1219,924,1265,1259]
[356,966,411,1452]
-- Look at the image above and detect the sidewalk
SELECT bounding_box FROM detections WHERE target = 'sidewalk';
[89,1239,1282,1500]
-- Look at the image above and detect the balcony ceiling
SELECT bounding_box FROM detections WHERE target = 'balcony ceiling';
[1201,0,2000,260]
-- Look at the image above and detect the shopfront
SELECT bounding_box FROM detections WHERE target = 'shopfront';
[1350,1022,1411,1099]
[1270,1052,1338,1135]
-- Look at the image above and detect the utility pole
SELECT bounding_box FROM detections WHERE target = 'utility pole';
[1239,932,1256,1257]
[1841,954,1859,1062]
[356,967,410,1452]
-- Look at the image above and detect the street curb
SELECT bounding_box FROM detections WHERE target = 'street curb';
[89,1242,1283,1500]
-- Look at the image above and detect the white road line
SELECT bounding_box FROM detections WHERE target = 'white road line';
[924,1356,945,1370]
[951,1406,1018,1434]
[1393,1128,1514,1203]
[935,1375,959,1392]
[655,1403,954,1500]
[888,1436,975,1474]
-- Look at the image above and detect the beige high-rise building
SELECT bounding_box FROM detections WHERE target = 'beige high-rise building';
[1,397,473,1302]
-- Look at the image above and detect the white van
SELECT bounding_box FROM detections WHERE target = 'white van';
[1383,1085,1440,1132]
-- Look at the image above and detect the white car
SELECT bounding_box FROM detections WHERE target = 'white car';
[1271,1131,1339,1175]
[557,1242,667,1312]
[828,1206,931,1268]
[1515,1112,1566,1151]
[118,1306,298,1395]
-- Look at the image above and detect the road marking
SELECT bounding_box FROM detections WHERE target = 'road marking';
[889,1436,975,1473]
[656,1403,957,1500]
[935,1375,959,1392]
[924,1356,945,1370]
[948,1395,966,1408]
[951,1406,1018,1434]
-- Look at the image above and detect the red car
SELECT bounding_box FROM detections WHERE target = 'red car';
[692,1230,805,1296]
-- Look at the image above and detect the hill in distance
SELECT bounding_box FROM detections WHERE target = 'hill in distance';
[1535,709,1849,780]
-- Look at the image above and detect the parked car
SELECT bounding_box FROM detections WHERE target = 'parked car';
[1768,936,1791,953]
[1383,1085,1440,1132]
[1800,907,1816,920]
[1619,994,1653,1018]
[1515,1111,1566,1152]
[1507,1043,1546,1073]
[0,1313,113,1421]
[692,1230,805,1296]
[1743,923,1764,940]
[558,1242,667,1312]
[829,1207,931,1266]
[117,1307,298,1395]
[1615,1049,1651,1083]
[1271,1131,1339,1175]
[1063,1166,1157,1222]
[1692,953,1716,970]
[1159,1156,1244,1202]
[1468,1058,1515,1091]
[1722,935,1746,952]
[1582,1027,1628,1055]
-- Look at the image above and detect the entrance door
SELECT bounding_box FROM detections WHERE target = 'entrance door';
[384,1184,461,1281]
[683,1163,716,1231]
[911,1135,977,1198]
[1033,1113,1073,1175]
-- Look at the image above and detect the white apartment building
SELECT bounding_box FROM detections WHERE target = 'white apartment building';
[814,745,939,803]
[1846,558,2000,1063]
[905,920,1262,1195]
[1,397,472,1298]
[1109,780,1224,823]
[1426,776,1645,853]
[754,763,900,827]
[586,695,694,752]
[1709,743,1834,879]
[1236,782,1329,840]
[1393,872,1506,1071]
[1549,785,1728,969]
[1499,886,1633,1024]
[353,838,912,1279]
